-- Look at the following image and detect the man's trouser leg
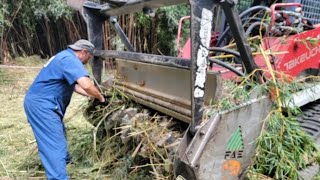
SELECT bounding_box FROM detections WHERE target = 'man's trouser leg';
[24,99,69,180]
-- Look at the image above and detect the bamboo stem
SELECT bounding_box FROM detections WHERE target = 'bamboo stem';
[260,44,282,111]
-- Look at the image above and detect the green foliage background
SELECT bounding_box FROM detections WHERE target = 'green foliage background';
[0,0,71,35]
[0,1,190,60]
[156,4,190,56]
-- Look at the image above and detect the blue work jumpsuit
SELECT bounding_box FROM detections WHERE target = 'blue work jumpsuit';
[24,48,89,180]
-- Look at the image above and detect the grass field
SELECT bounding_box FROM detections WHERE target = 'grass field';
[0,56,107,179]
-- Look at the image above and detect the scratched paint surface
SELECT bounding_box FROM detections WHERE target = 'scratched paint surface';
[194,8,212,98]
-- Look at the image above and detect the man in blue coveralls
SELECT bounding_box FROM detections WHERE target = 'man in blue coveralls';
[24,39,105,180]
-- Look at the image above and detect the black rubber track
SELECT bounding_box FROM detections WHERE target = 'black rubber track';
[297,99,320,180]
[298,99,320,138]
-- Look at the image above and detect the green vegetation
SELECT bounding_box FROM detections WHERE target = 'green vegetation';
[250,110,318,179]
[247,77,320,179]
[0,0,74,63]
[0,0,71,32]
[156,4,190,56]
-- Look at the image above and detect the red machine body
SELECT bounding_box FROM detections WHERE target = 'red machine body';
[256,26,320,78]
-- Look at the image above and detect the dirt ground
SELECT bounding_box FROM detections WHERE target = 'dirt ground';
[0,57,105,179]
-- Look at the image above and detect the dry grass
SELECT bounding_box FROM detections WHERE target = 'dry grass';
[0,66,41,177]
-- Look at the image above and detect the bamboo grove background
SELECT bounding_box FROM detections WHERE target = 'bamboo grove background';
[0,0,190,63]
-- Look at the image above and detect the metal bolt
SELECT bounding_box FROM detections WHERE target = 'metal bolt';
[200,130,205,136]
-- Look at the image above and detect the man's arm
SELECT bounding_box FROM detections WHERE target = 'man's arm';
[76,77,105,102]
[74,84,89,96]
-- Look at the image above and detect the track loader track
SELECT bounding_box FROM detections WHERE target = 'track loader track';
[297,99,320,179]
[297,99,320,140]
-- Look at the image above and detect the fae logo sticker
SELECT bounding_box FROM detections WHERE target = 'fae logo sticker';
[225,126,244,159]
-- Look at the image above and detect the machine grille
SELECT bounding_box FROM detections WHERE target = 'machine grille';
[284,0,320,25]
[301,0,320,25]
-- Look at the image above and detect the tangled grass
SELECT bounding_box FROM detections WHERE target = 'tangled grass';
[77,86,186,179]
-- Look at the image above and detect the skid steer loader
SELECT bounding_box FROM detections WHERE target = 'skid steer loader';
[68,0,320,179]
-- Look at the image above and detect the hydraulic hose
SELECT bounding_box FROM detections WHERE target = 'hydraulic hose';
[210,47,240,57]
[216,6,271,47]
[209,47,241,64]
[245,22,269,36]
[208,58,245,77]
[239,6,271,20]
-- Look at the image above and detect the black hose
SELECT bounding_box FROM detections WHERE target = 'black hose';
[245,22,268,36]
[216,6,271,47]
[239,6,271,20]
[209,47,240,57]
[209,47,242,64]
[216,26,231,47]
[208,58,245,77]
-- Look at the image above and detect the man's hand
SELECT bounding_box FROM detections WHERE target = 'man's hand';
[98,94,105,103]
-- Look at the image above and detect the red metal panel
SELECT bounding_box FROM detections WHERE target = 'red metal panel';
[255,26,320,78]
